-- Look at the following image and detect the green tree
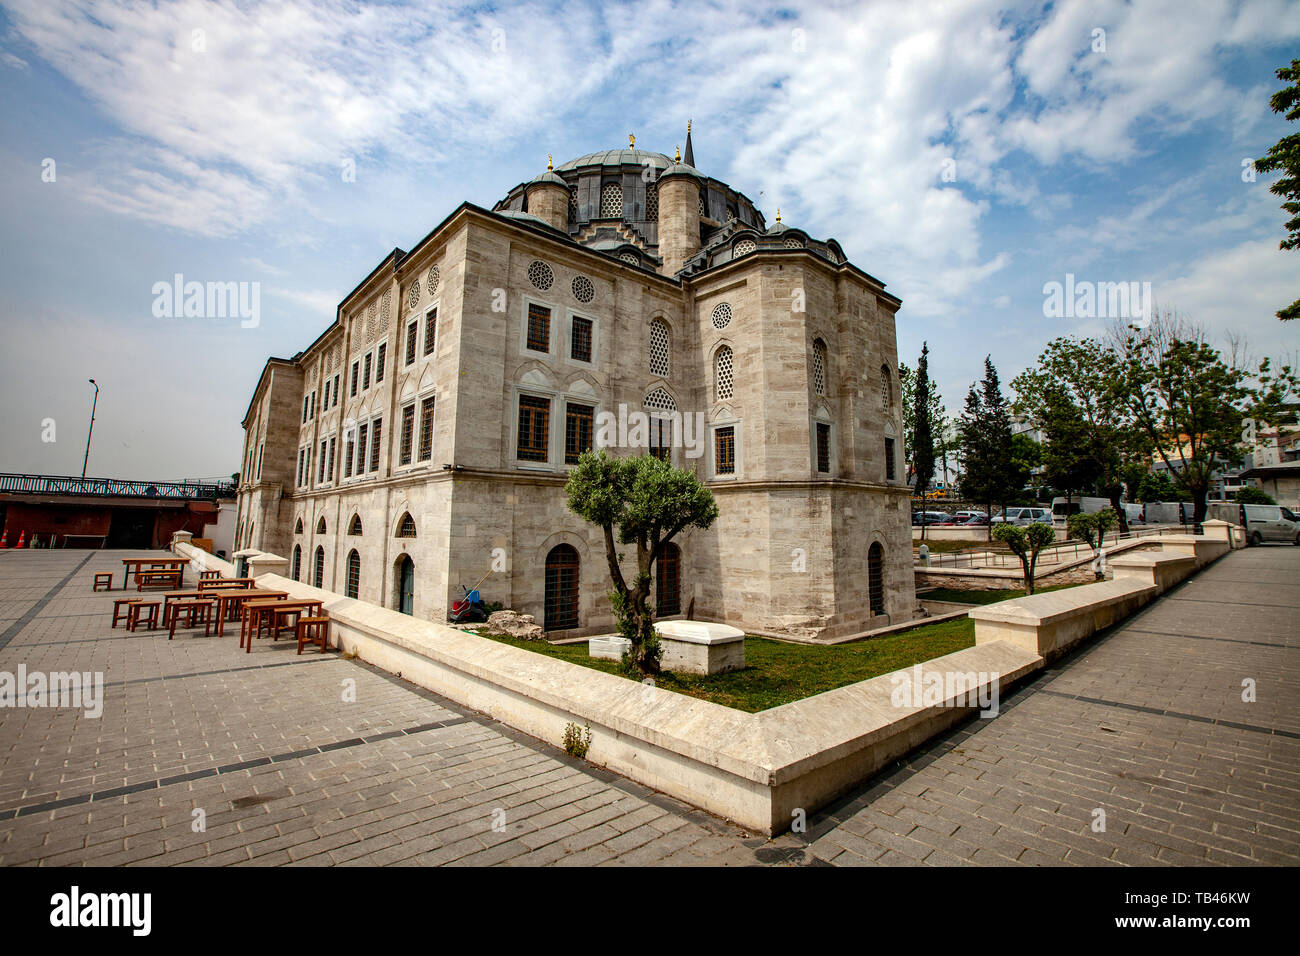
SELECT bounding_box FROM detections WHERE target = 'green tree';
[901,355,950,490]
[565,451,718,675]
[1012,337,1141,533]
[1234,487,1275,504]
[959,357,1018,537]
[1110,310,1298,530]
[1255,58,1300,320]
[911,343,936,538]
[992,522,1056,595]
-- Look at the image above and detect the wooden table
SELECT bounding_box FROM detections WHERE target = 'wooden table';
[240,598,322,653]
[121,558,189,591]
[215,588,287,637]
[198,578,256,591]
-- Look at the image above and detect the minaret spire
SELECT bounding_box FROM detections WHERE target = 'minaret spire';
[684,119,695,167]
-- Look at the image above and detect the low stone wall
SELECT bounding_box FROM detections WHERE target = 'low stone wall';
[170,533,1220,835]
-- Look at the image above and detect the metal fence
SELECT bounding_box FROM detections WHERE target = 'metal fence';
[916,525,1184,570]
[0,473,235,501]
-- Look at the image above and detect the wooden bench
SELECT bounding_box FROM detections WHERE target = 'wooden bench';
[92,573,113,591]
[296,616,329,654]
[168,599,216,640]
[127,600,161,632]
[136,570,182,591]
[112,598,141,628]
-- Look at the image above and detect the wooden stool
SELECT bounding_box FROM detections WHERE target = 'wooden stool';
[112,598,141,628]
[168,600,216,640]
[93,573,113,591]
[199,570,221,581]
[127,600,160,632]
[296,616,329,655]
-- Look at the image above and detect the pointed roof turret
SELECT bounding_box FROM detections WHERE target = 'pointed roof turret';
[684,120,695,167]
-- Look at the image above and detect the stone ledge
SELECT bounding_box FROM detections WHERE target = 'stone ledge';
[1108,552,1197,593]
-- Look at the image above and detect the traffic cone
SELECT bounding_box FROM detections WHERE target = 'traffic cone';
[14,530,25,549]
[0,530,7,548]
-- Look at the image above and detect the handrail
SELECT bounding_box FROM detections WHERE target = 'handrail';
[0,472,235,501]
[915,524,1185,570]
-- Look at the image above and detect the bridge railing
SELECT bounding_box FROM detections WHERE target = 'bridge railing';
[0,473,235,501]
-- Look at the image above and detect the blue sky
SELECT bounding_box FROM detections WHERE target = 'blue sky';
[0,0,1297,480]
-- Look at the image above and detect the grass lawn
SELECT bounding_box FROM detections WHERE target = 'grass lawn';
[477,616,976,713]
[920,581,1084,605]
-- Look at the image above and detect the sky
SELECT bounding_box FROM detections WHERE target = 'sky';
[0,0,1297,480]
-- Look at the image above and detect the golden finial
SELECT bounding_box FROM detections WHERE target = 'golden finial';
[776,208,782,223]
[687,119,692,133]
[674,144,681,162]
[547,153,553,171]
[629,133,636,148]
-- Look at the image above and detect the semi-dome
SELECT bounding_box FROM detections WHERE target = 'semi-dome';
[553,148,674,171]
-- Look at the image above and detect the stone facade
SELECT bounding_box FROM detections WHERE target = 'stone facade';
[236,145,914,639]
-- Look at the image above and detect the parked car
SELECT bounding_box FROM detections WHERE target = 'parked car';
[1239,503,1300,545]
[960,515,990,526]
[952,510,987,523]
[1050,496,1112,526]
[990,507,1051,526]
[912,510,949,526]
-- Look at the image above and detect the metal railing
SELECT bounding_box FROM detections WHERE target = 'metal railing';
[0,473,236,501]
[915,524,1185,570]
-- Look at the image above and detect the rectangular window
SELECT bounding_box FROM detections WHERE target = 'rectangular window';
[302,396,309,424]
[649,416,672,461]
[565,403,594,464]
[715,426,735,475]
[350,361,359,397]
[363,352,372,390]
[310,391,316,419]
[418,397,435,462]
[376,343,386,383]
[356,424,368,476]
[256,444,264,480]
[327,437,335,481]
[406,320,418,365]
[400,403,415,466]
[332,374,340,408]
[526,304,551,352]
[323,379,330,408]
[570,316,592,363]
[318,440,327,483]
[884,437,896,481]
[517,395,550,462]
[345,436,355,478]
[424,308,437,356]
[817,422,831,473]
[369,419,382,473]
[296,448,304,487]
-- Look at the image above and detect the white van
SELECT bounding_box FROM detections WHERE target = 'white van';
[1241,504,1300,545]
[1050,496,1112,527]
[1121,502,1146,525]
[990,507,1051,526]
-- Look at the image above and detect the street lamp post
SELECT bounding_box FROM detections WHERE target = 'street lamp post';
[81,379,98,480]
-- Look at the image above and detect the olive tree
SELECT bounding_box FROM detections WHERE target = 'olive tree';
[564,451,718,675]
[991,522,1056,596]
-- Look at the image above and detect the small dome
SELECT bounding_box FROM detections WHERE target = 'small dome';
[529,170,567,187]
[554,148,674,171]
[659,160,703,181]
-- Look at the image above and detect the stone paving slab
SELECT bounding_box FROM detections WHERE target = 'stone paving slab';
[0,546,1296,867]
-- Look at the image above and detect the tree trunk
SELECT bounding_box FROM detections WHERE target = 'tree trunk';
[1192,487,1209,535]
[1107,490,1128,537]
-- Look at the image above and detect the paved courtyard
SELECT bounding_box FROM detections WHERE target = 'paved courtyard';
[0,546,1296,866]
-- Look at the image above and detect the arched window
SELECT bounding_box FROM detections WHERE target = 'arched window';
[346,550,360,599]
[294,517,303,535]
[812,339,827,396]
[880,365,892,411]
[648,320,670,377]
[715,345,734,402]
[348,514,363,535]
[291,544,302,582]
[396,513,416,538]
[656,543,681,617]
[316,517,327,535]
[544,544,580,631]
[868,542,884,615]
[600,182,623,218]
[247,523,254,547]
[645,388,677,461]
[313,546,325,588]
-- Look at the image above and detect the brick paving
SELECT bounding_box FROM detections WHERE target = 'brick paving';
[0,546,1295,866]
